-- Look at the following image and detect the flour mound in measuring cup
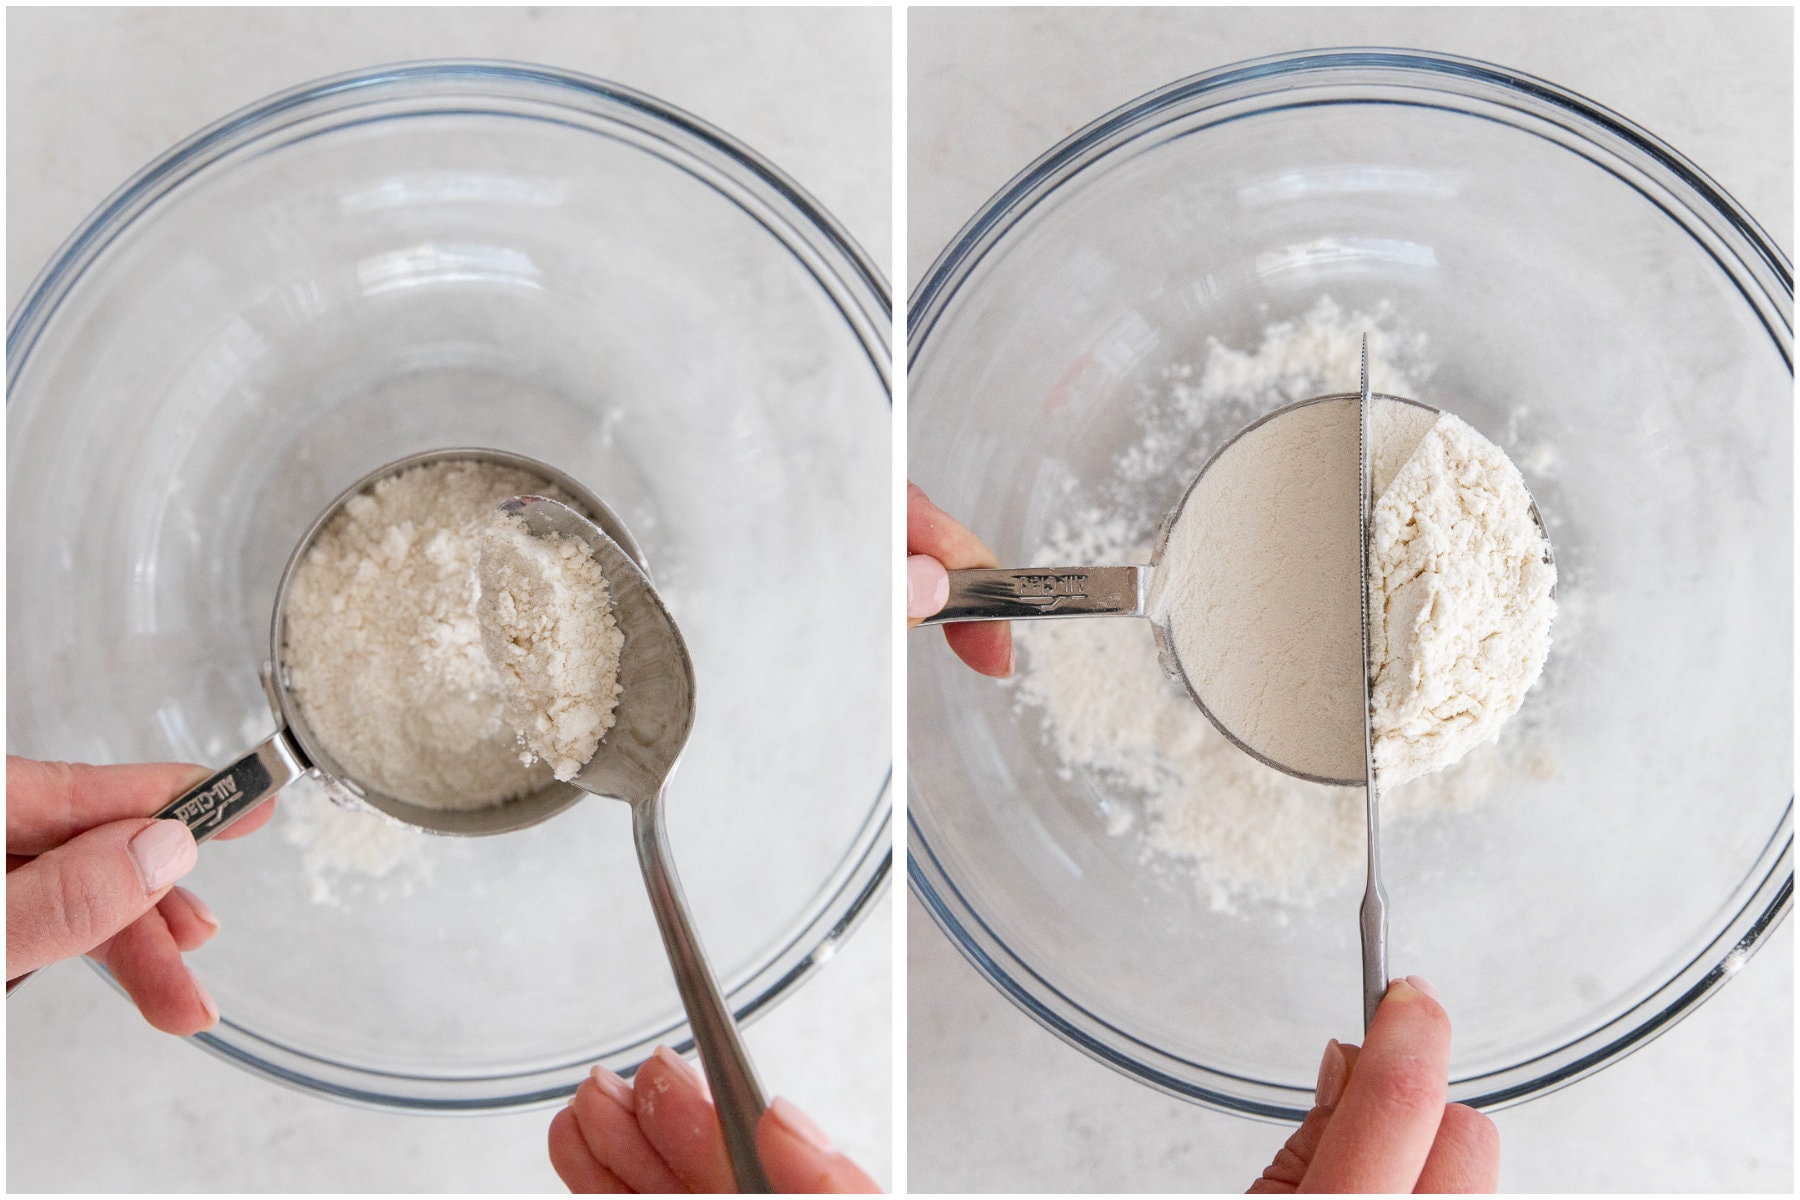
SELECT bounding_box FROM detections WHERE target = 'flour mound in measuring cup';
[1371,414,1557,784]
[283,460,572,810]
[477,512,624,781]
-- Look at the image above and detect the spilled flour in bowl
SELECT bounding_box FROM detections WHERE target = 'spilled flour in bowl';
[1013,297,1558,913]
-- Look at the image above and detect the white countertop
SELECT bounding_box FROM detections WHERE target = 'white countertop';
[5,7,893,1192]
[907,7,1792,1193]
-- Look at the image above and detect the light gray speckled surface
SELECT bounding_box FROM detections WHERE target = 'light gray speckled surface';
[907,6,1792,1194]
[6,7,892,1193]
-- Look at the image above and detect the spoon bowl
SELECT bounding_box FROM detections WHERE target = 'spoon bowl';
[502,495,697,806]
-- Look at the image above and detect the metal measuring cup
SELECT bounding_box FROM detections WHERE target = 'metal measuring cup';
[917,392,1554,788]
[150,447,647,841]
[918,392,1404,786]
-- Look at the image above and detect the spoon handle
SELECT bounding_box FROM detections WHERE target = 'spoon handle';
[632,795,772,1193]
[914,565,1150,624]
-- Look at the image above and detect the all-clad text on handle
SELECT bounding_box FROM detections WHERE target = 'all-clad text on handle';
[153,732,308,845]
[916,565,1150,625]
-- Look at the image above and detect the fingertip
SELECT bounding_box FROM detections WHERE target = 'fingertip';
[649,1043,708,1098]
[126,819,198,894]
[768,1096,834,1152]
[177,887,219,931]
[633,1046,732,1193]
[1415,1103,1502,1192]
[1441,1102,1499,1151]
[906,554,950,619]
[1315,1039,1349,1109]
[758,1100,880,1193]
[587,1063,635,1112]
[158,887,219,953]
[191,968,219,1031]
[1381,977,1452,1035]
[1395,974,1442,1004]
[945,621,1013,677]
[548,1105,633,1194]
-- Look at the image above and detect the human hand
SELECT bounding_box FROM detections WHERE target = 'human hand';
[1249,977,1499,1193]
[5,756,275,1034]
[549,1044,879,1193]
[906,481,1012,677]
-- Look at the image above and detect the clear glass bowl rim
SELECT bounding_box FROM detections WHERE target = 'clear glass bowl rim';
[906,46,1793,1121]
[8,58,893,1112]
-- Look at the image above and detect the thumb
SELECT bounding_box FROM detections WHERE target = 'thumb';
[6,818,197,978]
[756,1097,879,1193]
[907,554,950,622]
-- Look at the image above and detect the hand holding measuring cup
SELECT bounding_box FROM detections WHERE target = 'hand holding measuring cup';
[4,756,274,1033]
[906,482,1012,677]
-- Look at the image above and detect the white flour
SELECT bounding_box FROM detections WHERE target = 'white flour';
[1151,398,1439,781]
[279,776,431,907]
[283,460,564,810]
[1014,297,1551,911]
[478,512,624,781]
[1371,415,1557,784]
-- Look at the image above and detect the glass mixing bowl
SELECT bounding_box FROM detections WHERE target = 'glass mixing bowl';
[909,49,1791,1119]
[8,61,890,1110]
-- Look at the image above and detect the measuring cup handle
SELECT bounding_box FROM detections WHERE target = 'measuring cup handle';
[914,565,1150,625]
[631,796,772,1193]
[153,731,308,846]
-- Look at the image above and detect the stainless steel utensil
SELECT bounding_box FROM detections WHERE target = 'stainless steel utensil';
[918,391,1555,794]
[1356,336,1389,1032]
[919,392,1425,787]
[147,448,646,842]
[503,494,771,1195]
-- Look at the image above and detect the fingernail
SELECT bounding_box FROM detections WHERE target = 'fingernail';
[1315,1039,1348,1109]
[768,1095,834,1152]
[652,1044,705,1093]
[178,887,219,930]
[128,820,197,893]
[191,968,219,1030]
[589,1064,635,1111]
[907,555,949,618]
[1405,974,1441,1003]
[1004,635,1015,677]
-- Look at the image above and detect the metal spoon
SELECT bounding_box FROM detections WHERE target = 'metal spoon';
[501,494,772,1194]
